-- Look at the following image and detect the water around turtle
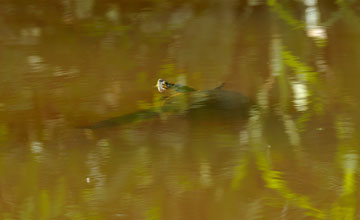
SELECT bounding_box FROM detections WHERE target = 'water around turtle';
[85,79,252,128]
[3,1,360,218]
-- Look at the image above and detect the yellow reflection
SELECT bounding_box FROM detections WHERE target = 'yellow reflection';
[105,5,119,23]
[304,0,327,42]
[342,153,357,195]
[0,123,8,141]
[74,0,95,19]
[267,0,305,29]
[169,6,193,30]
[146,205,161,220]
[332,115,358,220]
[283,114,301,147]
[292,82,309,112]
[200,160,212,187]
[248,0,263,6]
[27,55,45,73]
[256,153,325,219]
[248,107,324,218]
[231,159,248,190]
[30,141,43,154]
[282,48,318,83]
[39,190,50,220]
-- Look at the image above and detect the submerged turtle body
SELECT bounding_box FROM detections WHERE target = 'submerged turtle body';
[160,86,249,115]
[87,79,251,128]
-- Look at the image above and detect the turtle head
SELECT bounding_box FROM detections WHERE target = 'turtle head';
[156,79,173,93]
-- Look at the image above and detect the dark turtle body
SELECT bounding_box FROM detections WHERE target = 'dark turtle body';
[86,79,251,128]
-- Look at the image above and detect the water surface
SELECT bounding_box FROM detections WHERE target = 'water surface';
[1,0,360,219]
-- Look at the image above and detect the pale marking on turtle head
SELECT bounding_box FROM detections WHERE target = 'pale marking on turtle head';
[156,78,168,93]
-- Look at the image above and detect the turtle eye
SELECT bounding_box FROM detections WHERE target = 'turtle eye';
[163,82,168,89]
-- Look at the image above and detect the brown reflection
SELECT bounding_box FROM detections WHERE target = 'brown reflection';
[1,0,360,219]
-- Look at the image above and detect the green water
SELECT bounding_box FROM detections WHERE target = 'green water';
[1,0,360,219]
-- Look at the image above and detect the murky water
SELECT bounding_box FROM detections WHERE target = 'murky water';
[1,0,360,219]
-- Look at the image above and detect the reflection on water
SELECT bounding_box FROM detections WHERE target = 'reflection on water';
[1,0,360,219]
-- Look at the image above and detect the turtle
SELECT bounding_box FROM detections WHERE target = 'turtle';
[85,79,252,128]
